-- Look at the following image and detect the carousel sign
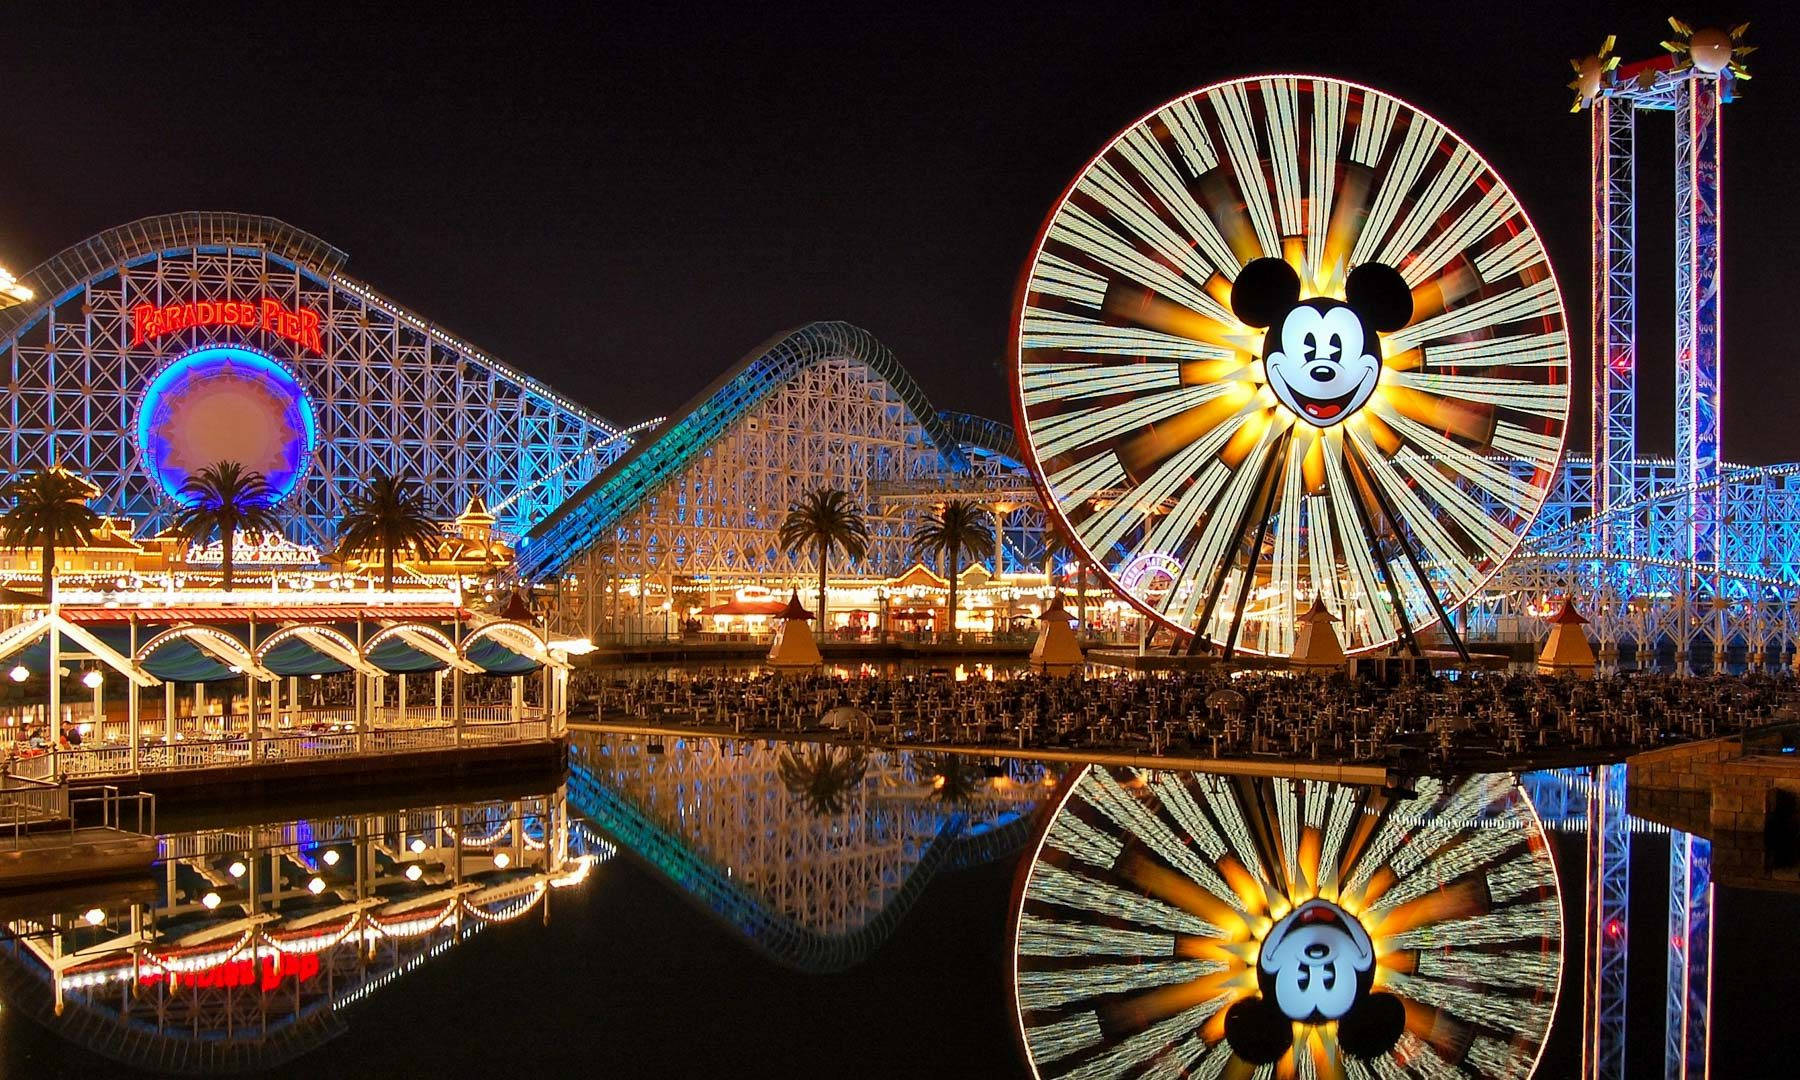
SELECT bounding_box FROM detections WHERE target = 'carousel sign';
[131,297,326,354]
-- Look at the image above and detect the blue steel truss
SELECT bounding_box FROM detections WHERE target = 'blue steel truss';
[1673,77,1724,568]
[1665,830,1713,1080]
[0,212,627,549]
[1592,96,1637,555]
[1582,762,1631,1080]
[519,321,970,580]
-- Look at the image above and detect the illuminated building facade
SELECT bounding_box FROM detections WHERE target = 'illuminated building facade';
[0,212,629,554]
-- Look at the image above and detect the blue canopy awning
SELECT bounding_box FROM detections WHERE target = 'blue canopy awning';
[366,637,449,674]
[139,637,240,682]
[262,636,353,677]
[464,636,542,676]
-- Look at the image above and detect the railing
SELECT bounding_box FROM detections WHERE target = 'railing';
[0,778,154,846]
[0,773,67,842]
[6,718,555,781]
[69,783,155,838]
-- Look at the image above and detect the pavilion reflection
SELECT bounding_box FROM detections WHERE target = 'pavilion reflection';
[0,789,608,1074]
[568,731,1048,970]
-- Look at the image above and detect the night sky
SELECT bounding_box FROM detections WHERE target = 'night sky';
[3,3,1797,460]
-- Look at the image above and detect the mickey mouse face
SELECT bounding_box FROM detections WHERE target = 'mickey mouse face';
[1231,258,1413,429]
[1257,898,1374,1021]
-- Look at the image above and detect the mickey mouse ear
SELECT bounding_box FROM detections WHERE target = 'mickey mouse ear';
[1337,991,1407,1060]
[1344,263,1413,333]
[1231,258,1302,329]
[1224,998,1292,1066]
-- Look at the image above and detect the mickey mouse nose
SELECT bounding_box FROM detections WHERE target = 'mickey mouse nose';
[1309,365,1335,381]
[1305,943,1329,959]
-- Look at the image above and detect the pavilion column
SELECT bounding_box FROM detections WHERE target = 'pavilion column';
[511,675,524,726]
[193,683,205,733]
[398,673,408,725]
[452,668,464,746]
[248,675,262,761]
[47,610,60,745]
[540,664,552,730]
[163,682,176,740]
[354,621,366,751]
[434,671,444,725]
[128,621,140,773]
[288,675,298,729]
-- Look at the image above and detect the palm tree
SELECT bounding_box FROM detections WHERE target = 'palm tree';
[916,752,984,806]
[912,500,993,642]
[776,488,869,632]
[336,473,442,591]
[0,467,101,599]
[777,744,869,815]
[171,461,281,591]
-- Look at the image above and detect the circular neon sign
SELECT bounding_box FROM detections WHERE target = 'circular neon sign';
[136,347,316,505]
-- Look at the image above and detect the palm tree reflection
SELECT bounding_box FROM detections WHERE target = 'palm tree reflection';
[776,744,870,815]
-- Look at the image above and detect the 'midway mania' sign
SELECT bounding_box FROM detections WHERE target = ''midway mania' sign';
[131,298,325,354]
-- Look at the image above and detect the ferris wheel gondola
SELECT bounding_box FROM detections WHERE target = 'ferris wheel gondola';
[1011,75,1571,655]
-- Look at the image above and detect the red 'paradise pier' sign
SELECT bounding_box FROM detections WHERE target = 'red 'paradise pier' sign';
[131,298,325,354]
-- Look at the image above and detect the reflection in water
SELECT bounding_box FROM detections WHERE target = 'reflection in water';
[1012,769,1561,1078]
[0,739,1755,1078]
[0,791,608,1074]
[568,731,1048,969]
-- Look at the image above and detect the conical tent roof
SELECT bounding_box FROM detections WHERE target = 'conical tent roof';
[1546,596,1588,625]
[501,591,535,622]
[778,591,814,621]
[1299,597,1338,623]
[1038,593,1077,625]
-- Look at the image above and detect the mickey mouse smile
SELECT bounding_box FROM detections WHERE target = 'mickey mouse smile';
[1280,368,1379,424]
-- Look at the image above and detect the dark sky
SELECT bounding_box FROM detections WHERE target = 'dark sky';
[3,3,1797,461]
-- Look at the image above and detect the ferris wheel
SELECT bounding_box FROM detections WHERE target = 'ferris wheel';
[1010,767,1562,1078]
[1011,75,1571,655]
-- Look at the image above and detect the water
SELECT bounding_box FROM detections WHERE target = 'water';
[2,734,1795,1078]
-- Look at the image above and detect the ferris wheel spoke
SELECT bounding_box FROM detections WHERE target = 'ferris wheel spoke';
[1098,282,1248,354]
[1049,204,1220,320]
[1402,183,1521,289]
[1033,383,1228,461]
[1374,144,1482,270]
[1346,427,1483,596]
[1474,227,1549,283]
[1075,162,1233,316]
[1210,82,1283,259]
[1120,119,1240,277]
[1306,79,1349,285]
[1022,306,1231,363]
[1174,420,1285,634]
[1317,437,1396,645]
[1349,116,1445,268]
[1019,357,1184,407]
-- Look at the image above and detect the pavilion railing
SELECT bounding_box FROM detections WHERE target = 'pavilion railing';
[8,718,555,781]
